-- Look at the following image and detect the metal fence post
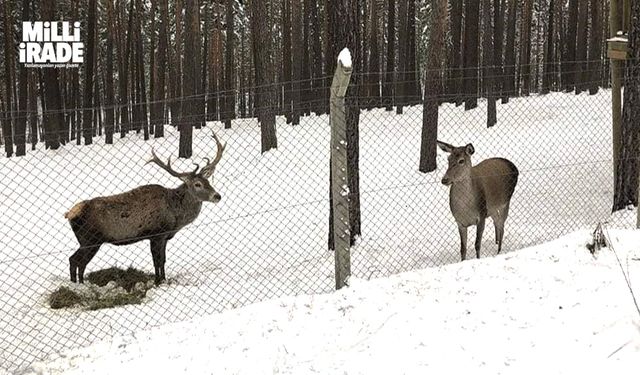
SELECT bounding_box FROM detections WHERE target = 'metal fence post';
[330,49,353,290]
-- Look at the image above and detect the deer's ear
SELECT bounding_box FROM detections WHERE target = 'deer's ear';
[437,141,454,153]
[465,143,475,156]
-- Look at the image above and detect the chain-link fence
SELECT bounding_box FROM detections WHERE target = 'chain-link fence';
[0,69,614,371]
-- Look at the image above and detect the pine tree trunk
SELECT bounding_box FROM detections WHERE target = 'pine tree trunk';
[382,0,396,110]
[179,0,201,158]
[542,0,555,94]
[588,0,602,95]
[250,0,278,153]
[613,0,640,211]
[2,0,14,156]
[310,0,324,114]
[395,0,408,114]
[483,0,496,127]
[463,0,480,109]
[154,0,169,137]
[493,0,504,99]
[503,0,517,102]
[40,0,64,149]
[519,0,533,96]
[564,0,579,92]
[291,0,303,125]
[420,0,448,173]
[575,0,589,94]
[15,0,30,156]
[449,0,464,105]
[368,0,381,108]
[224,0,236,129]
[105,0,116,144]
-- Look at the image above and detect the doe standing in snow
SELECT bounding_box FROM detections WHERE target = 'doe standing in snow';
[65,130,226,285]
[437,141,518,261]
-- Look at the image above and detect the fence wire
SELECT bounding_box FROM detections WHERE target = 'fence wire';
[0,71,615,372]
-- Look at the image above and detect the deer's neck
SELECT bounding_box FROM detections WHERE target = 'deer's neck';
[171,184,203,227]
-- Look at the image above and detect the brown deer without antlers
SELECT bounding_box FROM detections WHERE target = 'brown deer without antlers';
[65,130,226,285]
[437,141,519,261]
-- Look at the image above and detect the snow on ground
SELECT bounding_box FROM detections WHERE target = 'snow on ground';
[24,227,640,375]
[0,90,615,370]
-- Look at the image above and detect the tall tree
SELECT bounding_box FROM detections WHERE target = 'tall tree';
[382,0,396,110]
[542,0,555,94]
[291,0,303,124]
[395,0,408,113]
[2,0,14,156]
[367,0,381,108]
[310,0,324,114]
[179,0,202,158]
[448,0,464,104]
[105,0,116,144]
[223,0,236,129]
[282,0,292,122]
[519,0,533,96]
[40,0,64,149]
[575,0,589,94]
[15,0,31,156]
[250,0,278,153]
[613,0,640,211]
[588,0,602,95]
[154,0,169,137]
[419,0,448,173]
[463,0,480,109]
[503,0,517,102]
[483,0,496,126]
[564,0,579,92]
[493,0,505,99]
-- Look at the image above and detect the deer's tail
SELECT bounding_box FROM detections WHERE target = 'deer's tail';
[64,202,86,220]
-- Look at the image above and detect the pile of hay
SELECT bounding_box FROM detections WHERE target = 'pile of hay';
[49,267,156,310]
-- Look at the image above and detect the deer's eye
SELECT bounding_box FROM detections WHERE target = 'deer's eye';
[458,159,464,165]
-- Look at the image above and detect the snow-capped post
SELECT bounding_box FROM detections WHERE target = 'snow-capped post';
[331,48,353,290]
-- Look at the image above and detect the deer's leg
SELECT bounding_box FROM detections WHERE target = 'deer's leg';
[496,221,505,254]
[158,238,168,282]
[475,218,485,259]
[75,245,101,283]
[458,225,468,261]
[69,250,81,283]
[150,238,162,285]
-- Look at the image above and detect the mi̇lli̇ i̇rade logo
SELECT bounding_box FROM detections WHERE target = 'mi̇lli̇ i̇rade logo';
[19,21,84,68]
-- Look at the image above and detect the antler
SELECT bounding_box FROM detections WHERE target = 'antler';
[201,130,226,179]
[147,148,200,180]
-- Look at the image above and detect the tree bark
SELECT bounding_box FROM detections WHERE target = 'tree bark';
[223,0,236,128]
[179,0,201,158]
[542,0,555,94]
[503,0,517,102]
[588,0,602,95]
[575,0,589,94]
[382,0,396,110]
[564,0,579,92]
[250,0,278,153]
[613,0,640,211]
[395,0,408,114]
[463,0,480,109]
[420,0,448,173]
[40,0,64,149]
[519,0,533,96]
[483,0,496,126]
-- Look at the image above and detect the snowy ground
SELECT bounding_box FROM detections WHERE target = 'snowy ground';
[0,91,615,370]
[23,226,640,375]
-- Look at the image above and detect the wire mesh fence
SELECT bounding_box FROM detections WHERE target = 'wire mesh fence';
[0,70,614,371]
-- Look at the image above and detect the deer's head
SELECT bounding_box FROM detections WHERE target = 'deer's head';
[437,140,474,186]
[148,130,226,203]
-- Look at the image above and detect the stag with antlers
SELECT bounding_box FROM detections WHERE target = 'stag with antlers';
[65,131,226,285]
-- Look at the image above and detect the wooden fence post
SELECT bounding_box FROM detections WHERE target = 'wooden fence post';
[330,48,353,289]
